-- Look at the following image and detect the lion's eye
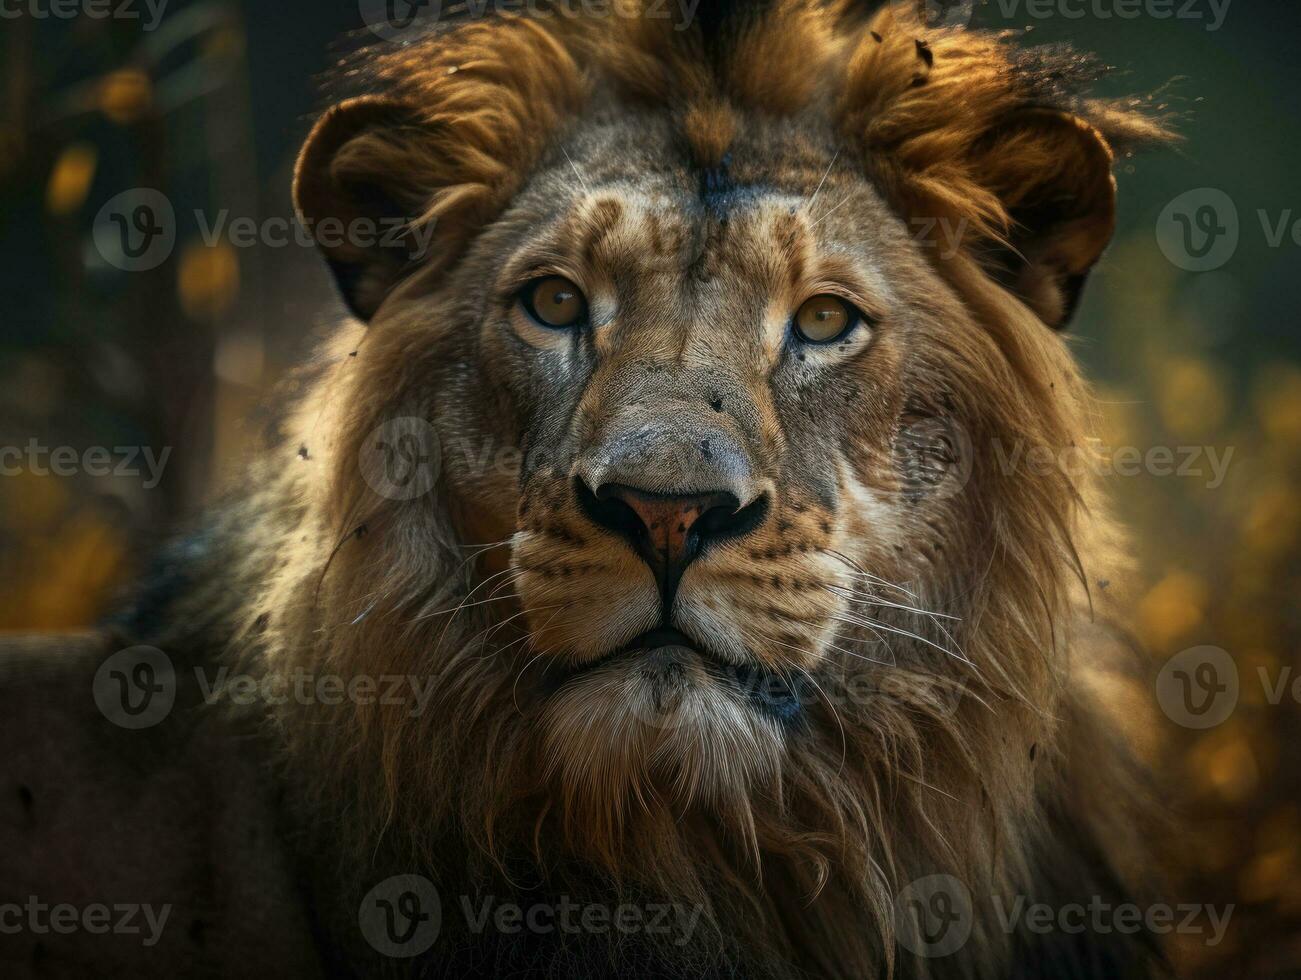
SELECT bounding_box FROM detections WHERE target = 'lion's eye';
[520,276,587,328]
[793,294,860,344]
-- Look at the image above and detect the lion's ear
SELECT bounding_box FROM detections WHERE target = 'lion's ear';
[973,110,1118,330]
[837,16,1148,331]
[293,96,440,321]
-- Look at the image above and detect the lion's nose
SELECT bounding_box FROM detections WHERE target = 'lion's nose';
[576,480,768,601]
[597,485,738,571]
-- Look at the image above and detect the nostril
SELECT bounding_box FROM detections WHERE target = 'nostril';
[574,475,770,597]
[694,491,769,543]
[574,477,642,539]
[595,484,738,548]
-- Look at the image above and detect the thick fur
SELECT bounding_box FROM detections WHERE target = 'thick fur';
[125,3,1173,977]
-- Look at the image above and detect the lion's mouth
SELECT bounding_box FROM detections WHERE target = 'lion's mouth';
[559,626,808,722]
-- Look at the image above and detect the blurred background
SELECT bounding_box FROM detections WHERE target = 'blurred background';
[1,1,1298,976]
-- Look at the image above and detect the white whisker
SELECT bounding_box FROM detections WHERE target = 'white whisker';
[806,146,840,213]
[830,613,973,666]
[560,145,590,194]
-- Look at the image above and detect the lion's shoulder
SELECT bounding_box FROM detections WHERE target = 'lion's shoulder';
[0,632,320,977]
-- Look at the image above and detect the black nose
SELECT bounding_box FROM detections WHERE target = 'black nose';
[577,479,769,601]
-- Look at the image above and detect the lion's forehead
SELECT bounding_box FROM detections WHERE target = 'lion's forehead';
[511,182,894,352]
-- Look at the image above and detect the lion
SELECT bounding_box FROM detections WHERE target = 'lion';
[0,2,1177,977]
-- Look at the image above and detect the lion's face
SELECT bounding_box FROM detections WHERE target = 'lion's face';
[281,7,1158,921]
[365,112,980,797]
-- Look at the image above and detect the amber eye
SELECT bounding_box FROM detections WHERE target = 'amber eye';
[520,276,587,329]
[793,294,860,344]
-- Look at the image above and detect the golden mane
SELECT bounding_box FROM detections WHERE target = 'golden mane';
[189,4,1183,976]
[306,1,1172,277]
